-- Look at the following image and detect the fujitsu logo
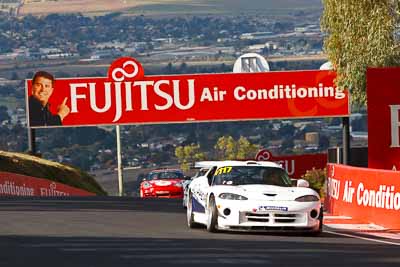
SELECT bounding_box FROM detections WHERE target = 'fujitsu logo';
[389,105,400,147]
[69,57,196,122]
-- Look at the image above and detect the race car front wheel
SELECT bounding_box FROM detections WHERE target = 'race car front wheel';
[307,207,323,236]
[206,195,219,233]
[187,193,200,229]
[182,194,187,208]
[315,207,324,235]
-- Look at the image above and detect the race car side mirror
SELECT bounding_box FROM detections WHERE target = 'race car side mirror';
[297,179,310,188]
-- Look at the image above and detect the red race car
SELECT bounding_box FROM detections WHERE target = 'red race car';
[139,169,186,198]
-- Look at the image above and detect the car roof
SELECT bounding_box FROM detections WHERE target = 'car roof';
[195,160,283,169]
[150,168,183,173]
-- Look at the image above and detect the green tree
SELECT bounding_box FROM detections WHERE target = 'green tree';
[214,136,235,160]
[237,136,258,159]
[175,144,206,171]
[321,0,400,104]
[301,168,327,198]
[214,135,258,160]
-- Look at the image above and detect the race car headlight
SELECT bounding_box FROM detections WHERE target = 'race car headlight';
[175,182,183,187]
[142,182,152,189]
[219,193,248,200]
[295,195,319,202]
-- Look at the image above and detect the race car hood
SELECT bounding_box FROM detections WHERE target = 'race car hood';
[148,179,183,187]
[214,184,319,201]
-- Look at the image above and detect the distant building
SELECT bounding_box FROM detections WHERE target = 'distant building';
[10,108,26,126]
[351,131,368,147]
[240,32,273,40]
[305,132,319,145]
[294,27,307,33]
[247,44,266,53]
[0,78,19,86]
[90,49,121,60]
[95,41,127,50]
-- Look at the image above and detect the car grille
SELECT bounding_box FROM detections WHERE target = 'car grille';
[245,212,270,222]
[274,213,297,223]
[243,212,302,224]
[156,191,182,196]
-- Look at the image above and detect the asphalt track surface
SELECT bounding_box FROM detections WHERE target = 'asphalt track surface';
[0,197,399,267]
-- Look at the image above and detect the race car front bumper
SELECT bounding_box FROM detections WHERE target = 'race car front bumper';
[215,199,321,231]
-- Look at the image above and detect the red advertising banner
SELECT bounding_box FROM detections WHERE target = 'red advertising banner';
[26,57,350,128]
[0,171,95,197]
[255,149,327,178]
[368,67,400,170]
[326,164,400,229]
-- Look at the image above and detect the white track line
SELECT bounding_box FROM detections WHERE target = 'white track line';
[325,230,400,246]
[324,223,386,231]
[366,232,400,240]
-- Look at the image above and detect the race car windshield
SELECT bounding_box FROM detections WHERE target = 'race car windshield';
[195,168,209,177]
[212,166,292,187]
[148,171,184,180]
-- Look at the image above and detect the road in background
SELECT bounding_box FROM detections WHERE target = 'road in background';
[91,165,188,196]
[91,168,144,196]
[0,196,399,267]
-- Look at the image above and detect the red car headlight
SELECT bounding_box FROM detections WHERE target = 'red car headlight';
[142,182,152,189]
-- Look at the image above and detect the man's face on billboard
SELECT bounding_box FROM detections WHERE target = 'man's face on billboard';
[32,76,53,106]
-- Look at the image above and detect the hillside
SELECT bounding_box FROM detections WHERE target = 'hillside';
[19,0,322,16]
[0,150,107,196]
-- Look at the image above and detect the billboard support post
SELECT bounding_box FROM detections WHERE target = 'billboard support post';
[116,125,124,196]
[342,116,351,164]
[27,128,36,155]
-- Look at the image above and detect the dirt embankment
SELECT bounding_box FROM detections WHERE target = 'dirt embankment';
[0,150,107,195]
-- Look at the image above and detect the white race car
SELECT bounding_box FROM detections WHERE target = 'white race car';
[186,160,322,234]
[182,168,209,208]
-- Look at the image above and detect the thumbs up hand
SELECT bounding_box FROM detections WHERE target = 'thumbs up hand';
[57,97,70,121]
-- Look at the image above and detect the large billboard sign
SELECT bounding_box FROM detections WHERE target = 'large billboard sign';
[26,57,350,128]
[255,149,327,178]
[367,67,400,170]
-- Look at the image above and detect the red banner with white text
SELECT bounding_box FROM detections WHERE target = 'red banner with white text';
[255,149,327,178]
[26,57,350,128]
[326,164,400,229]
[0,171,96,197]
[368,67,400,170]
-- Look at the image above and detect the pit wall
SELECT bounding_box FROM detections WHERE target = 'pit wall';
[326,164,400,229]
[0,171,95,197]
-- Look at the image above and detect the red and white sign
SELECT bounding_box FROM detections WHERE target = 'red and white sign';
[26,57,350,128]
[255,149,327,178]
[0,171,95,196]
[368,67,400,170]
[326,164,400,229]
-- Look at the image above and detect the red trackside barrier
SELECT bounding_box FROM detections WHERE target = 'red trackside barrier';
[0,171,95,197]
[326,164,400,229]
